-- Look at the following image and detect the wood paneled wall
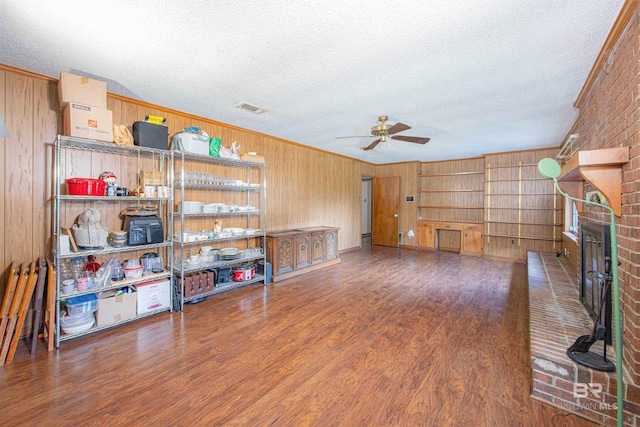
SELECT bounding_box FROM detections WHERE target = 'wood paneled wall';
[0,65,375,299]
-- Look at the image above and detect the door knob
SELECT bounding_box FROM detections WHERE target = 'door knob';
[394,214,398,218]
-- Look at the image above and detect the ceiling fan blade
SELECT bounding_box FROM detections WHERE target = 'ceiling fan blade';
[362,138,382,151]
[390,135,430,144]
[387,122,411,135]
[335,135,374,139]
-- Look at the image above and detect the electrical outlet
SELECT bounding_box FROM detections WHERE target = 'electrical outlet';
[407,230,414,238]
[511,239,515,245]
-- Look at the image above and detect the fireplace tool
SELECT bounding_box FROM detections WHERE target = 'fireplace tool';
[566,259,614,372]
[538,158,623,427]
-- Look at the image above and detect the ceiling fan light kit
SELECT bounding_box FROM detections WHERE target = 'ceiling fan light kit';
[337,115,430,151]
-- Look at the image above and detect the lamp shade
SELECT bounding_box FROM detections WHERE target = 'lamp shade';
[0,113,9,138]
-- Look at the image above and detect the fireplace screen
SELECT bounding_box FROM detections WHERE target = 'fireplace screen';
[580,221,612,345]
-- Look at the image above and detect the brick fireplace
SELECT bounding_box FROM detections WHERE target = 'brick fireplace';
[528,251,640,426]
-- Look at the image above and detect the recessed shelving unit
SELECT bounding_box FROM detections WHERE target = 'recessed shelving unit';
[417,157,485,255]
[483,148,562,261]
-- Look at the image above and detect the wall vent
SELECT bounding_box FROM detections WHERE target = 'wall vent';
[586,190,608,206]
[235,102,267,114]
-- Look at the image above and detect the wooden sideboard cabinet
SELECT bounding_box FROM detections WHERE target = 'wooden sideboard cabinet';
[266,227,340,282]
[417,221,483,257]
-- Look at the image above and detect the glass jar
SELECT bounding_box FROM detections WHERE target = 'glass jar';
[69,257,86,278]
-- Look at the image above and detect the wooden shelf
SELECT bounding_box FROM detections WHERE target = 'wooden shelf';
[485,192,558,196]
[485,163,539,169]
[418,205,484,209]
[486,220,561,226]
[485,233,561,242]
[490,207,561,211]
[558,147,629,216]
[420,171,483,177]
[419,189,484,193]
[484,178,548,183]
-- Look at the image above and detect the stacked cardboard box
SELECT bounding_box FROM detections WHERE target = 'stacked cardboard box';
[59,72,113,142]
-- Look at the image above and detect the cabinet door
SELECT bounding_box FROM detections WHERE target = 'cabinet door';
[311,232,324,264]
[273,236,295,276]
[296,234,311,269]
[324,229,339,260]
[462,227,483,256]
[417,223,435,249]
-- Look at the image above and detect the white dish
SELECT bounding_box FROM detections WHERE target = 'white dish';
[220,247,240,256]
[61,316,95,335]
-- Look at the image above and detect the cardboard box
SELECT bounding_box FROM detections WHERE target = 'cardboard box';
[58,72,107,109]
[140,170,165,187]
[96,289,137,327]
[63,103,113,142]
[136,279,171,314]
[241,153,265,164]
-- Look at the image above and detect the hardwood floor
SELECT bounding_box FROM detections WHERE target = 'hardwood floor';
[1,245,595,426]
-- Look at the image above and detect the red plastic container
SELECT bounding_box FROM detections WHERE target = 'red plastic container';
[65,178,106,196]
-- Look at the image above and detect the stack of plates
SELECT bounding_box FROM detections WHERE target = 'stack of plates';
[203,203,218,214]
[179,201,203,214]
[223,228,245,236]
[220,247,242,260]
[218,204,231,213]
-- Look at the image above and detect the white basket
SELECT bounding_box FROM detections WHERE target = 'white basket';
[171,133,209,156]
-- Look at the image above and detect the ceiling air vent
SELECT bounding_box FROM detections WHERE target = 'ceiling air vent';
[235,102,267,114]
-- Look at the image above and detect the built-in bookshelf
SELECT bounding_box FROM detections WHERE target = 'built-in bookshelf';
[418,157,485,224]
[484,148,562,261]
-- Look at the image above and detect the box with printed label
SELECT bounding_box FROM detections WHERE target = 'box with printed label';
[140,170,165,187]
[63,103,113,142]
[58,72,107,109]
[136,279,171,315]
[96,289,137,327]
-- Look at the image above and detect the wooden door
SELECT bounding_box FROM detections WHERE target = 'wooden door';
[372,177,399,247]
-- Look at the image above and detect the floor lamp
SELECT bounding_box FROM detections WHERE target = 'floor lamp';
[538,158,623,427]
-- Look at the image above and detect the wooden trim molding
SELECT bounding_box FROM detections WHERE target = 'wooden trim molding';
[574,0,638,108]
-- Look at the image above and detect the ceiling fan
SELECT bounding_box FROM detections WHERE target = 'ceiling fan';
[336,116,431,151]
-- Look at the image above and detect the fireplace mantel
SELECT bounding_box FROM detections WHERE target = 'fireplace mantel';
[558,147,629,216]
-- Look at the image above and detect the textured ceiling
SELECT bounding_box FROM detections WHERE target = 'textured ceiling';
[0,0,624,164]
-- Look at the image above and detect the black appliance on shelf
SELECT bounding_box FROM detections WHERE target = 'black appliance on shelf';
[124,215,164,246]
[216,266,231,284]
